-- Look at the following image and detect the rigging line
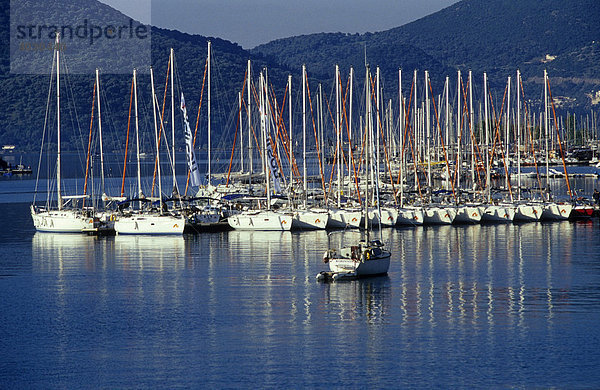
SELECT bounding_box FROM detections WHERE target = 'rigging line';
[428,77,456,200]
[185,57,208,196]
[518,75,544,198]
[287,93,304,181]
[98,77,122,182]
[249,80,264,163]
[240,98,263,165]
[341,71,362,205]
[459,76,485,191]
[269,81,301,181]
[61,55,86,171]
[369,72,398,206]
[151,55,171,198]
[121,78,135,197]
[225,67,247,187]
[321,85,350,203]
[487,83,514,199]
[34,48,56,204]
[397,76,414,186]
[266,82,288,186]
[405,77,424,201]
[83,79,96,208]
[546,76,573,199]
[304,72,328,203]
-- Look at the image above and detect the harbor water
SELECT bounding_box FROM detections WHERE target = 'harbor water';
[1,156,600,387]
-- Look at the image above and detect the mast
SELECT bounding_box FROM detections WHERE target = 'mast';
[302,64,307,209]
[260,72,271,209]
[445,75,450,191]
[469,71,475,191]
[246,60,254,188]
[506,76,512,201]
[517,70,521,201]
[95,68,106,206]
[376,67,381,193]
[247,60,252,185]
[425,70,431,196]
[288,74,293,194]
[544,69,549,200]
[133,68,142,208]
[238,91,243,173]
[365,65,371,239]
[318,84,324,181]
[484,72,491,203]
[239,88,243,174]
[170,48,177,191]
[207,41,212,186]
[398,68,404,207]
[335,64,341,208]
[56,33,62,210]
[457,70,462,192]
[150,67,164,213]
[349,67,354,181]
[413,70,418,189]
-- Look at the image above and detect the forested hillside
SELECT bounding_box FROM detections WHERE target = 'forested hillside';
[0,0,293,152]
[1,0,598,152]
[254,0,600,110]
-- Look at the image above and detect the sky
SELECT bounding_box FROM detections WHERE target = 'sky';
[100,0,459,49]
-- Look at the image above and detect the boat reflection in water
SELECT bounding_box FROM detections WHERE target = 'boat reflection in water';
[319,275,391,323]
[32,232,98,272]
[112,234,185,270]
[226,230,293,257]
[32,232,186,272]
[392,221,581,333]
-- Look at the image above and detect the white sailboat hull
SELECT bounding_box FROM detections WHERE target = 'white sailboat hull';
[292,209,329,230]
[514,204,543,222]
[453,205,483,224]
[541,203,572,220]
[228,210,292,231]
[367,207,399,227]
[31,206,95,233]
[423,206,456,225]
[114,214,185,235]
[396,207,424,226]
[327,243,391,275]
[482,205,515,222]
[327,208,362,229]
[329,255,390,276]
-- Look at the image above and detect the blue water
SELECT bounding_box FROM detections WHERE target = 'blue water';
[1,199,600,388]
[2,157,600,388]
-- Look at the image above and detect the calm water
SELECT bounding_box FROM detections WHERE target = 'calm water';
[2,172,600,387]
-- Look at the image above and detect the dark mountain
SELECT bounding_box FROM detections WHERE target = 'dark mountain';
[0,0,294,152]
[254,0,600,110]
[1,0,598,152]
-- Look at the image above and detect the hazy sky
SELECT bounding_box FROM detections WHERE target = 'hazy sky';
[101,0,458,49]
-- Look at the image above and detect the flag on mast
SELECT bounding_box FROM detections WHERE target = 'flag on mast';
[266,141,282,193]
[181,93,201,187]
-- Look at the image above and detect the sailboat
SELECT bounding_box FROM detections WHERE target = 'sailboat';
[395,69,425,226]
[317,66,391,281]
[288,71,329,230]
[113,66,185,235]
[31,33,96,233]
[479,72,514,223]
[227,70,293,231]
[171,44,224,231]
